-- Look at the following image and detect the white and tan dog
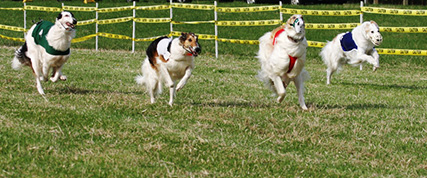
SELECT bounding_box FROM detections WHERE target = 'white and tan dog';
[257,14,309,110]
[12,11,77,95]
[136,32,201,106]
[320,21,383,84]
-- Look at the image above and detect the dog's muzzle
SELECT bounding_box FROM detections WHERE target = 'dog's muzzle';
[371,34,383,46]
[65,19,77,31]
[186,45,201,57]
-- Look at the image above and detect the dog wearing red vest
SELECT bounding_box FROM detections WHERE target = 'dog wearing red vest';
[256,14,309,110]
[136,32,201,106]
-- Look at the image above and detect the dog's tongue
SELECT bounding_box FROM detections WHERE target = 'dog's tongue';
[66,22,75,29]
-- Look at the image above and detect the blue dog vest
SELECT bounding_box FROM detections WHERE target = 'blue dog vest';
[32,21,70,55]
[340,32,357,52]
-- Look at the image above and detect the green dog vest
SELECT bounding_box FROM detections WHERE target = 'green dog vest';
[32,21,70,55]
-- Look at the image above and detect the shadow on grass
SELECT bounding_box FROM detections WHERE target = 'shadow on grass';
[56,86,145,95]
[314,103,405,110]
[340,82,427,90]
[191,100,274,108]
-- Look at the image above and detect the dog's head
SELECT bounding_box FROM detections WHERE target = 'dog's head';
[364,21,382,46]
[56,11,77,31]
[286,14,305,38]
[179,32,201,57]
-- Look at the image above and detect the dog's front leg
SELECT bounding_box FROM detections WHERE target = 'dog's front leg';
[50,66,67,82]
[30,60,45,95]
[176,67,193,92]
[370,50,380,71]
[272,76,286,103]
[294,74,308,110]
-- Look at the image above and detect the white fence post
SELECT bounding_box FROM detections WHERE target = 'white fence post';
[23,3,26,37]
[279,1,283,22]
[96,2,99,51]
[214,1,218,59]
[170,0,173,35]
[132,1,136,53]
[360,1,363,70]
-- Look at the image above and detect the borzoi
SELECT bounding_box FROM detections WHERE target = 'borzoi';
[12,11,77,95]
[320,21,383,84]
[135,32,201,106]
[257,14,309,110]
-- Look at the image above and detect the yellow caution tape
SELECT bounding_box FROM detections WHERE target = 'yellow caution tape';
[217,38,260,45]
[171,3,214,10]
[63,6,97,12]
[281,8,360,16]
[135,5,170,11]
[0,7,24,11]
[71,34,97,43]
[306,23,359,29]
[77,19,97,26]
[307,40,326,48]
[170,31,215,40]
[134,36,167,42]
[24,5,61,12]
[376,48,427,55]
[361,7,427,16]
[0,34,25,42]
[0,24,27,32]
[134,18,170,23]
[380,27,427,33]
[172,20,214,25]
[97,6,134,13]
[216,5,279,13]
[97,17,133,25]
[98,32,132,40]
[217,20,281,26]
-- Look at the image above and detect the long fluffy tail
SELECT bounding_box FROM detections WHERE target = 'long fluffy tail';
[256,32,275,93]
[12,42,30,70]
[320,41,333,67]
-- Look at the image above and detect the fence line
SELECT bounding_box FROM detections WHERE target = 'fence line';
[1,2,427,57]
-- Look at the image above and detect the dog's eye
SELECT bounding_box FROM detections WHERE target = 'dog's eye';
[188,39,192,42]
[371,31,374,33]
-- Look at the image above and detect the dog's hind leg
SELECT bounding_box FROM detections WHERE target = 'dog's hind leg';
[272,76,286,103]
[158,64,175,106]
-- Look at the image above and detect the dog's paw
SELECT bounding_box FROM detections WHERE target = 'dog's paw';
[50,77,58,83]
[59,75,67,81]
[39,76,46,81]
[301,105,308,110]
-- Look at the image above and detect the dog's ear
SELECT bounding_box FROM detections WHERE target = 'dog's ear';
[179,32,187,43]
[57,12,63,20]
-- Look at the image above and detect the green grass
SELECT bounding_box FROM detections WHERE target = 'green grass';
[1,1,427,177]
[1,45,426,176]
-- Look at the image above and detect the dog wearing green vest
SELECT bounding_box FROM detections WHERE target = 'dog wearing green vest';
[12,11,77,95]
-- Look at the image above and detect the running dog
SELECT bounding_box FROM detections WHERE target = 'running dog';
[12,11,77,95]
[320,21,383,84]
[136,32,201,106]
[257,14,309,110]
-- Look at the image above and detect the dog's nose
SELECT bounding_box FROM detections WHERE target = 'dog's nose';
[73,19,77,25]
[195,47,201,54]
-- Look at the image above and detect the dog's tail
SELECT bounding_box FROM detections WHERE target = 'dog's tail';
[135,58,163,95]
[12,42,30,70]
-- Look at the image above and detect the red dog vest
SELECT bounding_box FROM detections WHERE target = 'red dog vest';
[273,28,297,74]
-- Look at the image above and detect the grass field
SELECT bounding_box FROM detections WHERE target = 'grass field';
[1,0,427,177]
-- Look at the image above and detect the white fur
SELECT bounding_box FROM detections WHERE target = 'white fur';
[256,14,309,110]
[12,11,76,95]
[136,36,200,106]
[320,21,383,84]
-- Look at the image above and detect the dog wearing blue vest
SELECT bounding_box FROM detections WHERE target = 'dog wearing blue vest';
[12,11,77,95]
[257,14,310,110]
[136,32,201,106]
[320,21,383,85]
